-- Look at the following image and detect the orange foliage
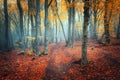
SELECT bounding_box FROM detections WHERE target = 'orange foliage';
[25,48,33,56]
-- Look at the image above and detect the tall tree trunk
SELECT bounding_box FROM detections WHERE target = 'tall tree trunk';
[35,0,41,56]
[67,7,72,46]
[71,1,75,47]
[4,0,9,50]
[17,0,25,53]
[67,0,76,47]
[54,0,67,43]
[55,20,58,43]
[81,0,90,64]
[28,0,36,53]
[89,14,94,38]
[93,12,98,40]
[31,15,36,52]
[93,0,98,41]
[44,0,49,55]
[117,14,120,39]
[104,0,110,45]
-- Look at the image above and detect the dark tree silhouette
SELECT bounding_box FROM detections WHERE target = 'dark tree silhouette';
[67,0,72,47]
[71,0,75,47]
[4,0,9,50]
[104,0,110,45]
[81,0,90,64]
[117,14,120,39]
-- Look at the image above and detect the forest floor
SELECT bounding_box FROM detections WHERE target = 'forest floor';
[0,39,120,80]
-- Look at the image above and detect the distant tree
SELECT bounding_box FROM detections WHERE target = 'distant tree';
[91,0,104,42]
[81,0,90,64]
[65,0,75,47]
[117,14,120,39]
[52,0,67,43]
[71,0,75,47]
[55,19,58,43]
[28,0,34,51]
[92,0,98,41]
[67,0,72,47]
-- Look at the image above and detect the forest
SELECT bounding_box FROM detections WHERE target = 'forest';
[0,0,120,80]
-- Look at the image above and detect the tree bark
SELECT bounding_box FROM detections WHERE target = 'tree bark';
[67,7,72,46]
[4,0,9,50]
[17,0,25,53]
[93,0,98,41]
[28,0,36,53]
[44,0,49,54]
[71,1,75,47]
[35,0,41,56]
[104,0,110,45]
[81,0,90,64]
[117,14,120,39]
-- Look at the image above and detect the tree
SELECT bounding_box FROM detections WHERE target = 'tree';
[65,0,75,47]
[71,0,75,47]
[81,0,90,64]
[104,0,110,45]
[44,0,49,55]
[35,0,41,56]
[28,0,35,51]
[91,0,104,42]
[92,0,98,41]
[51,0,67,43]
[4,0,9,50]
[17,0,25,53]
[66,0,72,47]
[117,14,120,39]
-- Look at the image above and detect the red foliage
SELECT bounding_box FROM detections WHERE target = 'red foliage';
[0,39,120,80]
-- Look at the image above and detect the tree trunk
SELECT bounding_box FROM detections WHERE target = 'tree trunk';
[28,0,36,53]
[67,7,72,46]
[35,0,41,56]
[93,12,98,41]
[81,0,90,64]
[44,0,49,55]
[17,0,25,53]
[55,20,58,43]
[55,0,67,43]
[71,1,75,47]
[117,14,120,39]
[93,0,98,41]
[4,0,9,50]
[104,0,110,45]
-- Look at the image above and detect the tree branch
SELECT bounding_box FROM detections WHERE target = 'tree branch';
[48,0,53,8]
